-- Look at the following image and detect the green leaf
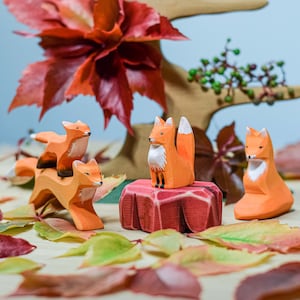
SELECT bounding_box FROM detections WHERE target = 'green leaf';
[3,204,36,221]
[0,257,43,274]
[190,220,300,253]
[33,219,96,242]
[142,229,184,256]
[59,232,141,267]
[162,245,272,276]
[0,220,33,234]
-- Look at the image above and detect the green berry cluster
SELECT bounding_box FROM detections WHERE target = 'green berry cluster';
[187,38,294,105]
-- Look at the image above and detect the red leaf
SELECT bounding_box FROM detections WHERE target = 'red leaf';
[41,56,86,119]
[0,234,36,258]
[3,0,63,31]
[235,262,300,300]
[8,61,49,111]
[6,0,186,132]
[11,266,132,297]
[130,264,201,299]
[92,52,133,133]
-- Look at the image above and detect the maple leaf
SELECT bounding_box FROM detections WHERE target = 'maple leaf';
[193,122,246,204]
[190,219,300,254]
[235,262,300,300]
[4,0,187,133]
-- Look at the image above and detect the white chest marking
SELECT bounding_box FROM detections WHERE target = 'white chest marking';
[68,136,89,158]
[148,145,166,171]
[79,187,96,202]
[247,159,266,181]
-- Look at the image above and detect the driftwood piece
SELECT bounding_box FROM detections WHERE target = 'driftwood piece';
[102,0,300,179]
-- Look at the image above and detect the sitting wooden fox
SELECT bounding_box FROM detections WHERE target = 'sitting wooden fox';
[31,120,91,177]
[234,127,294,220]
[148,116,195,189]
[14,157,104,230]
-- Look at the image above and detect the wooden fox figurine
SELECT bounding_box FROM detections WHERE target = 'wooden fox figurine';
[23,157,104,230]
[148,116,195,189]
[234,127,294,220]
[31,120,91,177]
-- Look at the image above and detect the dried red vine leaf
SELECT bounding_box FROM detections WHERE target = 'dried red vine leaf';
[235,262,300,300]
[4,0,186,133]
[194,122,246,204]
[0,234,36,258]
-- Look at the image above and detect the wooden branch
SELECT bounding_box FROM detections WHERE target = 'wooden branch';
[134,0,268,20]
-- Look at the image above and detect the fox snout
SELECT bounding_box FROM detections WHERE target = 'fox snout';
[94,181,103,187]
[85,131,91,136]
[247,154,256,160]
[149,137,155,143]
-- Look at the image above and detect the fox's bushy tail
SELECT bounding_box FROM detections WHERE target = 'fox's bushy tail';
[176,116,195,170]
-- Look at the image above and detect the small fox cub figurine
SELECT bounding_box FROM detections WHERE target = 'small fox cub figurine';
[21,157,104,230]
[148,116,195,189]
[234,127,294,220]
[31,120,91,177]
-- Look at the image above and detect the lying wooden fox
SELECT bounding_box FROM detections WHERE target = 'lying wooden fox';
[148,116,195,189]
[11,157,104,230]
[31,120,91,177]
[234,127,294,220]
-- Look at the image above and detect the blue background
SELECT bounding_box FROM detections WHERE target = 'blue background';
[1,0,300,150]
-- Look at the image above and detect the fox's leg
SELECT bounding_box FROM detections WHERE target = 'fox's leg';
[57,157,73,177]
[37,152,57,169]
[155,173,160,188]
[160,174,165,189]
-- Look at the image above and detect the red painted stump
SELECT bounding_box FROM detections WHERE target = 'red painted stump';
[119,179,223,233]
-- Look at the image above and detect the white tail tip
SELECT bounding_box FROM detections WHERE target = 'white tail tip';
[30,133,36,139]
[178,116,192,134]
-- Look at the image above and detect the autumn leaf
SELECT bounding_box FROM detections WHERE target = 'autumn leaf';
[130,264,201,299]
[59,232,141,267]
[11,266,133,297]
[3,204,37,221]
[160,245,272,276]
[235,262,300,300]
[5,0,187,133]
[33,218,96,242]
[92,174,127,202]
[142,229,184,256]
[194,123,246,204]
[0,234,36,258]
[0,257,43,274]
[275,141,300,179]
[0,220,33,234]
[190,220,300,253]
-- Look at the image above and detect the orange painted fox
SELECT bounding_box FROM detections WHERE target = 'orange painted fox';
[31,120,91,177]
[148,116,195,189]
[234,127,294,220]
[11,157,104,230]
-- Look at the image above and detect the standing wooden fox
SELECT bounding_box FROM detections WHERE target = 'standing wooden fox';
[11,157,104,230]
[31,120,91,177]
[234,127,294,220]
[148,116,195,189]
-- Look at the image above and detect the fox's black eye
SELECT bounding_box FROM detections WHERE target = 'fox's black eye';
[259,146,263,149]
[84,172,90,175]
[160,132,164,135]
[245,145,248,148]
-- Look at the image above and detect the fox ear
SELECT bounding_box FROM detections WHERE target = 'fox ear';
[259,128,268,137]
[246,127,252,135]
[165,117,173,127]
[154,116,163,126]
[72,160,83,168]
[62,121,72,127]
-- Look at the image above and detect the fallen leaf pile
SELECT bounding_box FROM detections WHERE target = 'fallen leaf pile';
[1,191,300,298]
